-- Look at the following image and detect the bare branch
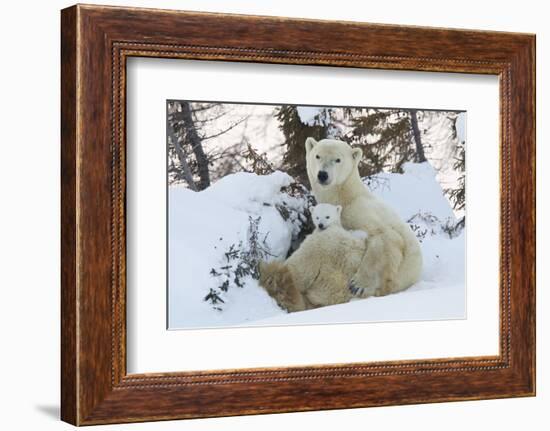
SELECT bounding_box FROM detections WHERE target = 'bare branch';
[190,103,218,113]
[193,110,228,124]
[201,117,248,141]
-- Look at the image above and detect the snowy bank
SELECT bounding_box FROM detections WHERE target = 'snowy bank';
[168,164,465,329]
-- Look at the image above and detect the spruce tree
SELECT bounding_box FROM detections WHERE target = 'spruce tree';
[275,106,329,185]
[345,108,422,177]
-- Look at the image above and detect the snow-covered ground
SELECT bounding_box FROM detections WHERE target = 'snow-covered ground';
[168,164,465,329]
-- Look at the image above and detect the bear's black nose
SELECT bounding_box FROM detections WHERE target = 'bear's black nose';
[318,223,325,230]
[317,171,328,183]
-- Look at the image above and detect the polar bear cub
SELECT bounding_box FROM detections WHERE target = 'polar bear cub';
[259,203,367,312]
[312,203,368,240]
[312,203,342,231]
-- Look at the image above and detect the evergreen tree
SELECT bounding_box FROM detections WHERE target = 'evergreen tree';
[275,106,329,185]
[447,138,465,215]
[276,105,429,181]
[345,108,422,177]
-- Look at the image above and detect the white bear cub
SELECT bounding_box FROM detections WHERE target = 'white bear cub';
[259,203,368,312]
[312,203,368,240]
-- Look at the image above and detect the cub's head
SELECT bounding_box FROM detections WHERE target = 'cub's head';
[312,203,342,231]
[305,137,362,188]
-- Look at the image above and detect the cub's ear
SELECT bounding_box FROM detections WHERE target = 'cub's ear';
[305,137,318,153]
[352,147,363,162]
[336,205,342,214]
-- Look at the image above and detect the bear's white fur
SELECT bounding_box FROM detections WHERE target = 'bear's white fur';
[305,137,422,297]
[259,204,367,312]
[313,203,368,240]
[312,203,343,231]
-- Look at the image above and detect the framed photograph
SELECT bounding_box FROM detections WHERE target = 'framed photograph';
[61,4,535,425]
[164,99,467,330]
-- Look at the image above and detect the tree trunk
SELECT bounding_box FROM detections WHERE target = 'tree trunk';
[409,109,427,163]
[181,102,211,190]
[168,125,198,191]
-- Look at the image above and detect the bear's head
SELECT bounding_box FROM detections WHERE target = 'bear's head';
[312,203,342,231]
[305,137,362,188]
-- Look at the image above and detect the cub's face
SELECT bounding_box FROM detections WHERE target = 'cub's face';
[312,203,342,231]
[305,137,362,188]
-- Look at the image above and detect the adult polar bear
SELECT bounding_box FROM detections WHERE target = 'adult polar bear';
[305,137,422,297]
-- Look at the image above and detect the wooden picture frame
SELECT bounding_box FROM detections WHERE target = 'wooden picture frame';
[61,4,535,425]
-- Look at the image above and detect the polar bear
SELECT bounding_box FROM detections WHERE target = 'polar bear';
[259,204,367,312]
[312,202,341,232]
[305,137,422,297]
[313,203,368,240]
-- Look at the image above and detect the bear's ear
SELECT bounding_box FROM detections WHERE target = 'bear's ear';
[352,147,363,163]
[305,137,317,153]
[336,205,342,214]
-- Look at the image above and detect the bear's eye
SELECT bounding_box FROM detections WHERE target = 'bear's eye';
[315,155,320,160]
[335,158,341,163]
[325,216,330,219]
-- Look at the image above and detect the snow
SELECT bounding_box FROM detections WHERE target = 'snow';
[168,163,465,330]
[368,162,456,223]
[169,172,300,328]
[201,171,292,213]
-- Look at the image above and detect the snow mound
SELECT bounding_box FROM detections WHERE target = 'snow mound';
[202,171,293,211]
[169,163,465,329]
[367,162,456,223]
[169,171,309,328]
